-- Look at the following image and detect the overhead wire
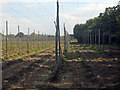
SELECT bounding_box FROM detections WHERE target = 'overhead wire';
[60,2,76,34]
[12,1,55,35]
[60,0,104,35]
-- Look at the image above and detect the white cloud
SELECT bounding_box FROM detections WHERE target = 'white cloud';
[24,3,40,8]
[60,13,79,34]
[0,13,45,35]
[0,2,9,7]
[0,0,118,3]
[0,1,117,35]
[72,2,117,19]
[59,2,117,34]
[19,19,31,23]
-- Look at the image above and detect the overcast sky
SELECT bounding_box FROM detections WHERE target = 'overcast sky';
[0,0,118,35]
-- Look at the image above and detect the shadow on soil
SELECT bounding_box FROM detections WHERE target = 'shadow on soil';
[65,42,120,88]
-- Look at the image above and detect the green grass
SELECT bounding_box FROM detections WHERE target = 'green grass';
[21,57,26,61]
[4,55,8,59]
[2,41,55,59]
[67,67,73,72]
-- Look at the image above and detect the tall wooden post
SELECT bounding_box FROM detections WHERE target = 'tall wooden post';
[55,22,58,70]
[103,31,104,52]
[98,29,101,50]
[88,32,89,44]
[99,29,100,45]
[27,28,29,50]
[109,25,111,54]
[42,33,43,48]
[34,30,35,49]
[9,34,11,44]
[55,0,60,70]
[2,30,4,51]
[64,23,67,52]
[90,31,92,45]
[57,0,61,56]
[95,30,96,45]
[38,30,40,48]
[6,21,8,56]
[18,25,21,53]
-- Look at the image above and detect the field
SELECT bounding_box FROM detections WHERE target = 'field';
[1,1,120,89]
[2,40,120,89]
[2,39,55,60]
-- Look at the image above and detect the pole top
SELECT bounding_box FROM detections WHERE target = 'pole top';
[64,23,65,27]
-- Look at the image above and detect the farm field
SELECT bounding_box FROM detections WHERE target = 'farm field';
[1,0,120,89]
[2,45,56,89]
[2,40,55,60]
[2,41,120,89]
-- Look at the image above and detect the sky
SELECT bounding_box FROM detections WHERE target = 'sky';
[0,0,119,35]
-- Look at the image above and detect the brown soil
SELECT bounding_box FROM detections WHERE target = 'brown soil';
[2,47,56,89]
[2,44,120,89]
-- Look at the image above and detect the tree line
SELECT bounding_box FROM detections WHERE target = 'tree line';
[73,3,120,46]
[0,32,55,41]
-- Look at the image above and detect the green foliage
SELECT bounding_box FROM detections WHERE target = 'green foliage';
[78,57,82,60]
[67,67,73,72]
[76,51,80,57]
[14,53,19,57]
[64,53,71,60]
[82,46,87,50]
[1,59,5,62]
[62,54,65,58]
[16,32,24,38]
[21,58,26,61]
[73,5,120,45]
[18,52,21,55]
[97,58,101,60]
[30,53,38,58]
[26,50,30,53]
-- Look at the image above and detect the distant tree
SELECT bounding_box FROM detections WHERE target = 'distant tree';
[30,32,35,36]
[16,32,24,38]
[73,4,120,45]
[9,34,14,36]
[118,1,120,5]
[0,32,3,36]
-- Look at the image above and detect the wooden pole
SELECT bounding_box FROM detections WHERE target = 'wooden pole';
[27,28,29,50]
[47,35,50,46]
[109,25,111,54]
[103,30,104,52]
[42,33,43,48]
[90,31,91,45]
[88,32,89,44]
[10,32,12,52]
[55,0,59,70]
[57,0,61,57]
[2,30,4,51]
[6,21,8,56]
[99,29,100,45]
[55,21,58,70]
[64,23,67,52]
[95,30,96,45]
[34,30,35,48]
[38,30,40,48]
[99,29,101,50]
[18,25,21,53]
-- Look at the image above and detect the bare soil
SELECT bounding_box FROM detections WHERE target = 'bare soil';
[2,44,120,89]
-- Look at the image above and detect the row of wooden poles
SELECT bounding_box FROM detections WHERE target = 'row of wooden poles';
[54,0,70,70]
[4,21,52,56]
